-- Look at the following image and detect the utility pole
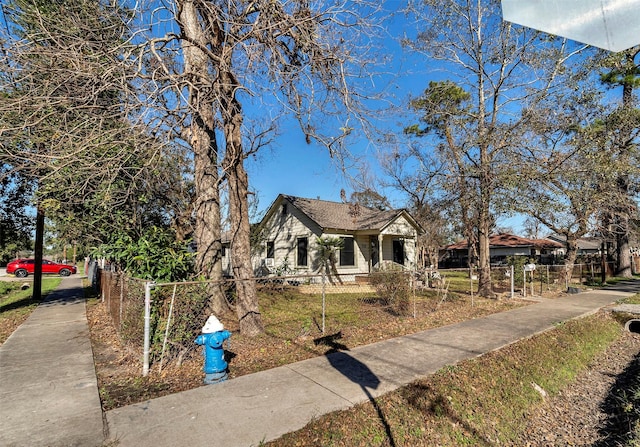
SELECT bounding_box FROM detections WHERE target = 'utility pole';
[33,206,45,301]
[601,241,607,285]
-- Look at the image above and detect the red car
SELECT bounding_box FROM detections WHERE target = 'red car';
[6,259,77,278]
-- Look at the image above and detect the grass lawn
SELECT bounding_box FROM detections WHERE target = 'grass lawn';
[268,308,634,446]
[0,278,62,344]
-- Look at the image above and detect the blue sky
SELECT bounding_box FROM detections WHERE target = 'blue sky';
[243,9,528,235]
[245,9,428,218]
[241,4,612,236]
[246,128,353,212]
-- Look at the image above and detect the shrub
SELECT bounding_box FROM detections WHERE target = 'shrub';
[95,226,194,282]
[506,256,535,285]
[370,268,412,315]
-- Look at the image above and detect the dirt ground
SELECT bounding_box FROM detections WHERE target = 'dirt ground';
[519,328,640,446]
[86,293,529,411]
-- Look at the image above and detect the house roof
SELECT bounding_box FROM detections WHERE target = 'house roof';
[264,194,422,233]
[446,233,563,251]
[546,234,602,251]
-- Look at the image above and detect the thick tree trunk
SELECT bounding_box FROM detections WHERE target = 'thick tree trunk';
[194,136,227,314]
[477,145,495,299]
[562,236,579,285]
[477,211,494,298]
[615,177,632,278]
[178,0,228,314]
[220,67,264,336]
[616,228,632,278]
[225,157,264,336]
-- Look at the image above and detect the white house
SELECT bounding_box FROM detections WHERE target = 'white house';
[252,194,423,277]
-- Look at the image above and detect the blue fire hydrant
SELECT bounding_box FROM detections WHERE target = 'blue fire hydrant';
[195,315,231,385]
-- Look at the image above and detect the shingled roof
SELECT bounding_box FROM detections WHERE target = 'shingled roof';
[446,233,562,250]
[278,195,417,232]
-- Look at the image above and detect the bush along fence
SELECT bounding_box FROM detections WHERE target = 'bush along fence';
[93,261,616,377]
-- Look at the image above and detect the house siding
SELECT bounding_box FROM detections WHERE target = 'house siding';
[258,199,323,272]
[381,237,417,267]
[355,235,368,270]
[319,233,367,274]
[491,247,532,258]
[381,215,417,237]
[381,216,418,268]
[252,195,423,278]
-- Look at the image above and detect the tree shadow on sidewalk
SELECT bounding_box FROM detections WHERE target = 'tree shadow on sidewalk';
[0,295,40,313]
[320,333,397,447]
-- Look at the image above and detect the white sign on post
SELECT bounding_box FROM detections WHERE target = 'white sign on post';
[501,0,640,52]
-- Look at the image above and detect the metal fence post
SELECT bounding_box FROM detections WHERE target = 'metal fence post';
[320,269,326,335]
[159,284,178,373]
[119,273,124,330]
[143,281,156,377]
[510,265,514,298]
[546,265,550,292]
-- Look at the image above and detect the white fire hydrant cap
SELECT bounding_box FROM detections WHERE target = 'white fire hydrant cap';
[202,315,225,334]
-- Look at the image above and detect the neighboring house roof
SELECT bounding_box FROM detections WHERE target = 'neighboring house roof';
[546,234,602,251]
[261,194,422,234]
[446,233,562,251]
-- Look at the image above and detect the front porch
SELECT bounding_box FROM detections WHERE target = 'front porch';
[364,234,416,273]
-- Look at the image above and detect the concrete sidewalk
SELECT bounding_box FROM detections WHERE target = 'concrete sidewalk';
[105,285,638,447]
[1,278,636,447]
[0,276,104,447]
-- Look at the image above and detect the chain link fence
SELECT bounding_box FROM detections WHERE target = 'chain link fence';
[93,260,617,376]
[496,261,616,298]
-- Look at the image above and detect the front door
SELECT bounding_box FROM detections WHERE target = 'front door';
[393,239,405,265]
[370,236,379,271]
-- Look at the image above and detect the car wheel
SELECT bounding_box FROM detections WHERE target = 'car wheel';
[14,269,28,278]
[59,268,71,277]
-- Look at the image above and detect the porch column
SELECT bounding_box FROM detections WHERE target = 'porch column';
[378,234,383,267]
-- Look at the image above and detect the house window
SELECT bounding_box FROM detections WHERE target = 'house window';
[266,241,275,258]
[340,237,355,266]
[297,237,308,266]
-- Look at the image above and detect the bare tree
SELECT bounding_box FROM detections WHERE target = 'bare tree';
[403,0,586,297]
[378,142,451,269]
[141,0,383,335]
[513,149,611,284]
[173,0,228,314]
[521,217,544,240]
[1,0,384,335]
[505,65,620,284]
